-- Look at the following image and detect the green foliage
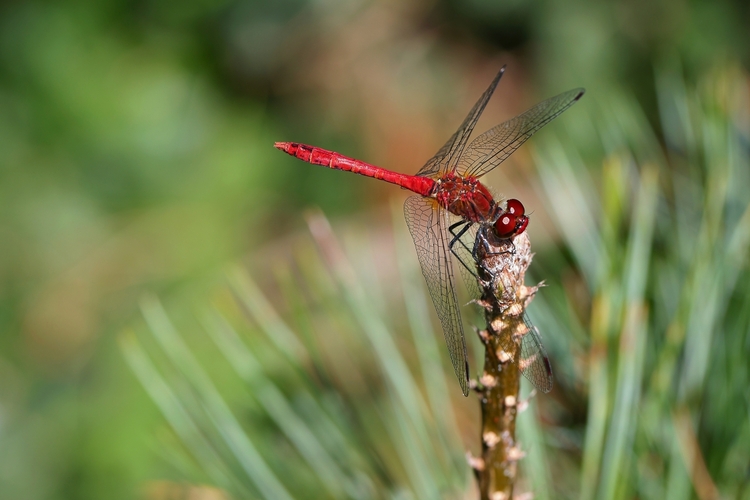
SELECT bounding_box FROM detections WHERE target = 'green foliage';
[532,64,750,499]
[122,221,471,498]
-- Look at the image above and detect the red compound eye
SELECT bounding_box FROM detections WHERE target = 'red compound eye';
[494,213,517,238]
[514,215,529,235]
[505,198,525,217]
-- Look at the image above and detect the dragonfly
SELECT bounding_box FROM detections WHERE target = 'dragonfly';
[276,66,584,395]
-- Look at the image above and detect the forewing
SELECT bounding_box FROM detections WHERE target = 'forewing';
[498,314,553,393]
[404,196,470,395]
[415,66,506,179]
[414,135,454,179]
[457,88,585,179]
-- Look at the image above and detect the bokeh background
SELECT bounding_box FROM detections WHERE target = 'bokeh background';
[1,0,749,498]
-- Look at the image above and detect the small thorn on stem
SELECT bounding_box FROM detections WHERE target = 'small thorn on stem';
[475,298,493,311]
[491,317,507,331]
[507,446,526,462]
[480,373,498,388]
[517,389,537,414]
[506,303,524,317]
[517,398,529,413]
[518,353,539,372]
[466,453,486,472]
[496,347,512,363]
[477,328,490,343]
[483,431,501,448]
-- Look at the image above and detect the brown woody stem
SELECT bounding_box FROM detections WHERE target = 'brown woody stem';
[470,232,537,500]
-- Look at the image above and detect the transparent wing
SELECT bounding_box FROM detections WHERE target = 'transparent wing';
[404,196,470,395]
[415,66,506,179]
[446,215,482,301]
[457,88,585,179]
[414,135,453,179]
[498,314,553,393]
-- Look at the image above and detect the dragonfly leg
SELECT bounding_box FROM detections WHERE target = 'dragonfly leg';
[448,221,475,255]
[448,221,480,279]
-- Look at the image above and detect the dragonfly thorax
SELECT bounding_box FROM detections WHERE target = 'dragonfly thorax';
[434,173,500,223]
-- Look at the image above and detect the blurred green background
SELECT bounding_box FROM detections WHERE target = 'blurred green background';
[1,0,749,498]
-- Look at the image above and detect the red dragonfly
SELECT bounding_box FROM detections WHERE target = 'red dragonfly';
[276,66,583,395]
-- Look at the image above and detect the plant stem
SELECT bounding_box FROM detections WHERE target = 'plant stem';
[470,232,536,500]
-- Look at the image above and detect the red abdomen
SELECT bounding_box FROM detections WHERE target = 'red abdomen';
[275,142,435,197]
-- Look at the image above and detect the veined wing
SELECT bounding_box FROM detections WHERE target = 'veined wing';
[457,88,585,179]
[404,196,470,396]
[446,215,482,302]
[415,66,507,179]
[498,313,553,393]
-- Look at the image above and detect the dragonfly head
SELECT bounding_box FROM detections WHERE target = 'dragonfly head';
[493,198,528,238]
